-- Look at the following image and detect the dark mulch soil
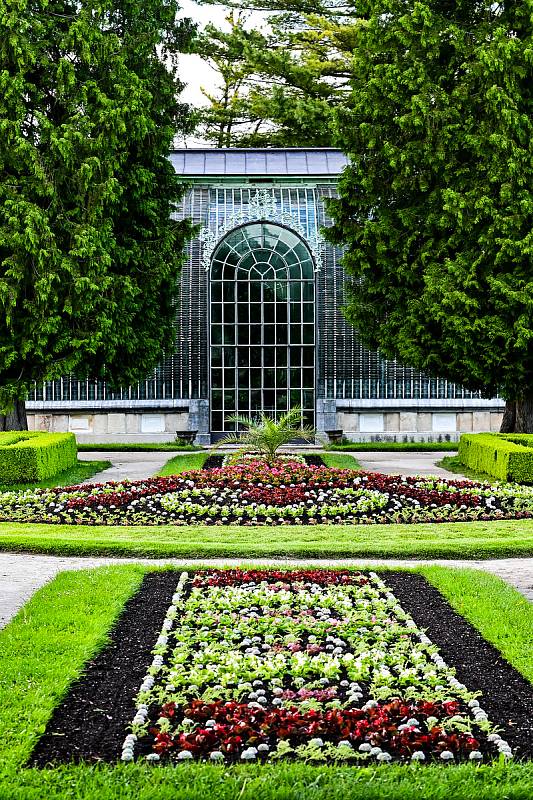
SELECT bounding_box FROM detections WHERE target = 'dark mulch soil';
[304,455,324,467]
[30,571,182,766]
[202,455,224,469]
[382,572,533,760]
[30,570,533,766]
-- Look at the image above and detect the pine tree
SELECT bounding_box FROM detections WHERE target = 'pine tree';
[0,0,195,429]
[194,0,355,146]
[328,0,533,431]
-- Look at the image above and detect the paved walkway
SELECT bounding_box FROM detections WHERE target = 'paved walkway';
[78,450,177,483]
[354,451,458,479]
[1,552,531,629]
[80,449,460,483]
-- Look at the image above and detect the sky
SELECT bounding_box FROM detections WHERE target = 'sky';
[179,1,227,109]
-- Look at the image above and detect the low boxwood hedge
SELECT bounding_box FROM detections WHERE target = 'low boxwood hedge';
[458,433,533,483]
[0,432,77,482]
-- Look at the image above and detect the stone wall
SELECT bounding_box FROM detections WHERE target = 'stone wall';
[336,409,503,442]
[27,412,190,443]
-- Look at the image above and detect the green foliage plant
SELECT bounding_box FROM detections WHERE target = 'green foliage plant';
[215,406,316,465]
[0,0,195,420]
[458,434,533,483]
[194,0,352,146]
[328,1,533,429]
[0,432,77,482]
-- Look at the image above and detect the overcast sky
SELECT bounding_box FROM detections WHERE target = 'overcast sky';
[179,1,226,108]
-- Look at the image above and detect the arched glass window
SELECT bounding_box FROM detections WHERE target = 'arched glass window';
[210,223,315,436]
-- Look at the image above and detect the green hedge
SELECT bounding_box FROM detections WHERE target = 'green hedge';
[458,433,533,483]
[0,432,78,483]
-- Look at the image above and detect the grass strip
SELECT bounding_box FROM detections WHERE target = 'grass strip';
[0,566,145,771]
[438,455,502,483]
[327,441,459,452]
[320,453,361,469]
[0,519,533,559]
[78,443,202,452]
[157,453,208,476]
[0,566,532,798]
[418,566,533,685]
[0,460,111,491]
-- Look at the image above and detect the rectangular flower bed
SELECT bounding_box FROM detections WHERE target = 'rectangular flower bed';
[2,461,533,526]
[122,569,512,765]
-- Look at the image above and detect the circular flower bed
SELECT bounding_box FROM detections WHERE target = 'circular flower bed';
[1,460,532,525]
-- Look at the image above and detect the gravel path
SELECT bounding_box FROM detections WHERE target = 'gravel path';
[1,552,531,629]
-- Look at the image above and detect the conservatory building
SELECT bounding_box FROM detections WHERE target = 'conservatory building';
[27,148,503,443]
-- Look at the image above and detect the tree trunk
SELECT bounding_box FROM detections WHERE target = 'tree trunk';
[0,399,28,431]
[500,400,516,433]
[515,393,533,433]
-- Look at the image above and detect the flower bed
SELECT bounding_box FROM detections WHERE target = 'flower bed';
[1,461,533,525]
[122,569,511,765]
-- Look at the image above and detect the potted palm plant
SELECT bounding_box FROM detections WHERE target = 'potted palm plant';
[215,407,316,466]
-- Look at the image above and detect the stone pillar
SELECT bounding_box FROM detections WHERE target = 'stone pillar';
[190,399,211,444]
[316,398,338,437]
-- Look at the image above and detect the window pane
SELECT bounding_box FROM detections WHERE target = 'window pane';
[223,304,235,323]
[211,305,222,323]
[223,327,235,345]
[276,369,287,388]
[263,348,275,367]
[212,412,223,430]
[224,369,235,388]
[276,348,287,367]
[223,348,235,367]
[261,303,273,323]
[211,347,222,367]
[303,325,314,344]
[222,389,233,406]
[211,283,222,302]
[223,283,235,302]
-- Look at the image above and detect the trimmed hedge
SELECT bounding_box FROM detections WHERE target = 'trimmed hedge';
[0,432,77,483]
[458,433,533,483]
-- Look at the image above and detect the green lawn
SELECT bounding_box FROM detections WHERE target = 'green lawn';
[0,564,531,799]
[438,455,498,483]
[327,441,459,452]
[157,452,208,475]
[0,518,533,559]
[0,460,111,491]
[78,442,202,452]
[320,452,361,469]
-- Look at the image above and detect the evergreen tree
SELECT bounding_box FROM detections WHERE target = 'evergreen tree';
[0,0,195,429]
[328,1,533,430]
[194,0,354,146]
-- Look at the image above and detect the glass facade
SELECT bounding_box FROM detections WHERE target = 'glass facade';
[29,162,485,427]
[210,223,315,434]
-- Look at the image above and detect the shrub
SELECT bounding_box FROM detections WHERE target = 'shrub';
[458,434,533,483]
[0,432,77,483]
